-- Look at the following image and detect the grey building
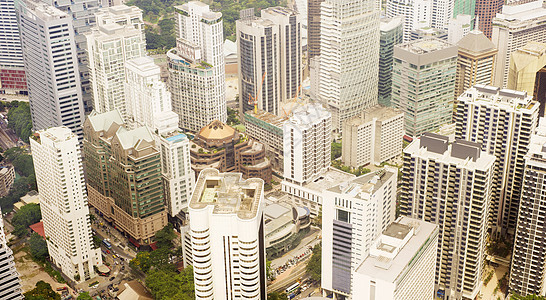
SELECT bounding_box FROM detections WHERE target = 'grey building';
[379,17,403,106]
[0,207,23,299]
[0,0,26,95]
[16,0,85,139]
[410,26,448,41]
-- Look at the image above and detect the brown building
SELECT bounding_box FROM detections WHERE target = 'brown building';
[190,120,272,183]
[0,165,14,197]
[307,0,324,62]
[475,0,503,38]
[83,110,167,246]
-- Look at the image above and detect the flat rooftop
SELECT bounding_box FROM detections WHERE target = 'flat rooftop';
[398,38,454,54]
[299,167,356,194]
[190,168,263,220]
[326,168,395,200]
[244,109,287,129]
[345,105,403,126]
[463,84,536,110]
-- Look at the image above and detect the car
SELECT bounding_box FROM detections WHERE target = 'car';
[109,277,115,281]
[121,266,125,271]
[112,254,117,259]
[106,250,110,254]
[56,287,68,291]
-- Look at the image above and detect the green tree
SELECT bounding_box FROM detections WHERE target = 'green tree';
[77,292,93,300]
[331,142,342,160]
[268,292,288,300]
[92,235,102,249]
[511,295,546,300]
[29,232,48,261]
[7,102,32,143]
[23,281,61,300]
[11,203,41,228]
[12,224,27,238]
[145,266,195,300]
[306,244,321,282]
[155,223,176,249]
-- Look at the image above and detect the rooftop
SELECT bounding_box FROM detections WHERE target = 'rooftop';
[345,105,403,127]
[380,16,404,32]
[198,120,237,141]
[297,167,356,194]
[327,168,395,200]
[87,110,125,133]
[398,38,455,54]
[244,109,287,129]
[457,30,497,55]
[126,57,161,77]
[461,84,536,111]
[496,0,546,22]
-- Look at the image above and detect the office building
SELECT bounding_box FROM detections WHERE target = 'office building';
[31,127,103,282]
[307,0,323,61]
[83,110,167,245]
[16,0,85,138]
[318,0,380,130]
[401,133,495,300]
[447,14,471,44]
[243,109,286,170]
[386,0,431,42]
[475,0,503,38]
[168,1,226,133]
[392,38,457,136]
[322,168,398,297]
[455,30,497,99]
[342,106,404,167]
[86,16,146,118]
[0,206,22,299]
[409,26,448,41]
[507,42,546,116]
[379,17,404,106]
[0,0,26,95]
[352,217,439,300]
[455,85,539,236]
[0,165,14,197]
[453,0,475,28]
[189,168,266,299]
[492,0,546,88]
[431,0,452,31]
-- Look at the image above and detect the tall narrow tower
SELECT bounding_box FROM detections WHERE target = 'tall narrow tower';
[0,0,26,95]
[0,207,23,299]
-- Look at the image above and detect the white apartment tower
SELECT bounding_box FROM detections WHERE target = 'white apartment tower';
[86,12,146,118]
[318,0,380,131]
[510,117,546,297]
[455,85,539,236]
[189,168,266,300]
[322,168,398,297]
[168,1,226,133]
[30,127,103,282]
[401,133,495,300]
[352,217,439,300]
[0,207,23,299]
[447,14,472,44]
[492,0,546,87]
[16,0,86,139]
[94,5,144,32]
[283,103,331,185]
[386,0,431,42]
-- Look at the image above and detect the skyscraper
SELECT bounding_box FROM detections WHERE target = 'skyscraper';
[455,30,497,98]
[318,0,380,130]
[379,16,404,106]
[307,0,324,61]
[16,0,85,138]
[392,38,457,136]
[0,0,26,95]
[31,127,103,282]
[168,1,226,133]
[0,207,23,299]
[431,0,453,30]
[447,14,471,44]
[492,0,546,88]
[475,0,503,38]
[189,168,266,299]
[386,0,431,42]
[322,167,397,297]
[453,0,475,27]
[94,5,144,31]
[401,133,495,300]
[509,117,546,296]
[86,13,146,118]
[455,85,539,236]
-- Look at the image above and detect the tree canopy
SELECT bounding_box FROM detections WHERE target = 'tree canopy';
[77,292,93,300]
[7,102,32,143]
[23,281,61,300]
[306,244,321,282]
[4,147,35,178]
[145,266,195,300]
[511,295,546,300]
[154,223,176,249]
[29,232,48,261]
[12,203,41,228]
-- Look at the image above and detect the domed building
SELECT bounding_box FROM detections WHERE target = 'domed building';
[190,120,272,183]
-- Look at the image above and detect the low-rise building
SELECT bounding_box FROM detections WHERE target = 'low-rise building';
[264,199,310,258]
[342,106,404,168]
[0,165,15,197]
[243,109,286,171]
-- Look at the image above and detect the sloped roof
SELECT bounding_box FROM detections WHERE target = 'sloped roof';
[198,120,236,140]
[87,110,125,132]
[457,30,496,54]
[115,126,155,150]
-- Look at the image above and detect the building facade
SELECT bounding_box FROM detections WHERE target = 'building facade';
[0,206,23,299]
[352,217,439,300]
[455,30,497,99]
[455,85,539,236]
[475,0,503,38]
[16,0,86,139]
[189,168,266,300]
[386,0,431,42]
[379,17,404,107]
[392,38,457,136]
[243,109,286,171]
[0,0,26,95]
[0,165,15,197]
[401,133,495,300]
[342,106,404,167]
[168,1,226,133]
[322,168,397,297]
[447,14,471,44]
[31,127,103,282]
[307,0,323,62]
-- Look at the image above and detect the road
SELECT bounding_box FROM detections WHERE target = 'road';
[269,260,309,293]
[0,118,18,150]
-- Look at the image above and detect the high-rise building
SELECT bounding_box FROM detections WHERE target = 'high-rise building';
[386,0,431,42]
[0,206,23,299]
[342,106,404,167]
[168,1,226,133]
[94,5,144,32]
[86,15,146,118]
[0,0,26,95]
[392,38,457,136]
[507,41,546,116]
[379,16,404,106]
[431,0,452,31]
[492,0,546,88]
[447,14,471,44]
[453,0,475,28]
[0,166,15,198]
[282,103,331,185]
[401,133,495,300]
[509,117,546,296]
[352,217,439,300]
[455,30,497,99]
[322,167,397,297]
[189,168,266,299]
[16,0,85,138]
[318,0,380,130]
[83,110,168,245]
[455,84,539,236]
[409,26,448,41]
[307,0,323,61]
[30,127,103,282]
[475,0,503,38]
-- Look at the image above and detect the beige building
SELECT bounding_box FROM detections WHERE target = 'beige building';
[508,42,546,116]
[455,30,497,99]
[83,110,167,246]
[0,165,14,197]
[342,106,404,168]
